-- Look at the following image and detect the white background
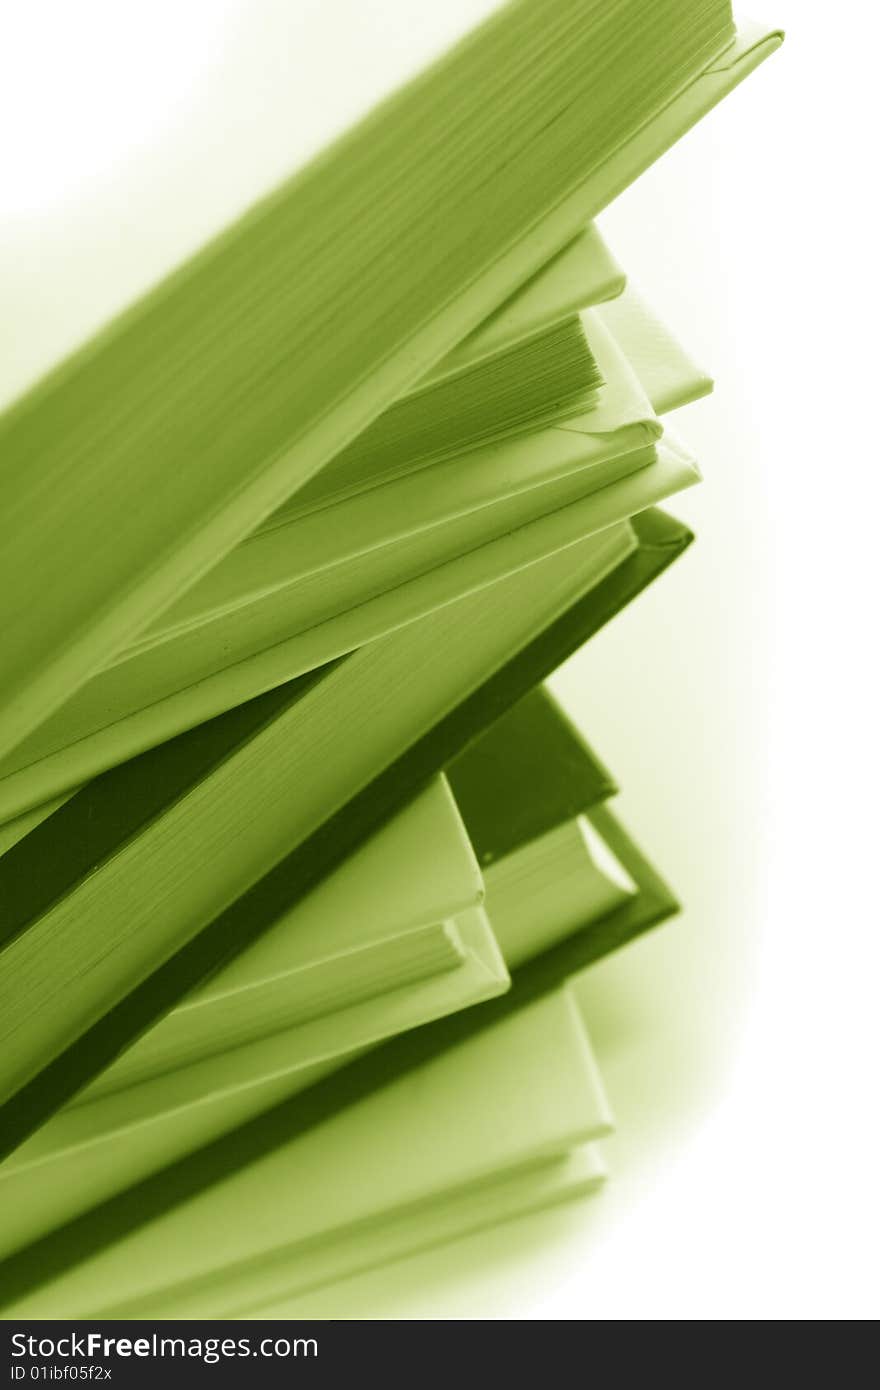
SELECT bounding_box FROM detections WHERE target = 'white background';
[2,0,878,1320]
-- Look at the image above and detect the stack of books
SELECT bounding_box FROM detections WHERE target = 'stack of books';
[0,1,781,1318]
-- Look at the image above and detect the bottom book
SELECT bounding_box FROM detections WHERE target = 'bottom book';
[0,691,675,1317]
[6,980,611,1320]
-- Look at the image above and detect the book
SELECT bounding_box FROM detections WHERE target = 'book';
[451,688,639,969]
[0,982,612,1319]
[486,813,638,969]
[0,509,692,1156]
[247,978,612,1320]
[447,685,618,859]
[597,287,713,414]
[0,684,674,1285]
[286,306,603,515]
[450,688,680,982]
[428,221,626,390]
[0,7,774,760]
[0,291,706,822]
[274,220,624,520]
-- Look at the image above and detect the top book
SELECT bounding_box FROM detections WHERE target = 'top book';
[0,0,743,758]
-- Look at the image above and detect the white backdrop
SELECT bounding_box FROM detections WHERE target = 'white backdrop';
[2,0,878,1320]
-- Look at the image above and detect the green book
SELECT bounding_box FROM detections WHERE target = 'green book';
[0,292,707,824]
[0,509,691,1157]
[2,981,612,1319]
[0,682,677,1303]
[450,687,638,969]
[598,285,714,414]
[448,685,618,860]
[266,219,625,520]
[427,221,625,390]
[0,6,774,760]
[450,688,678,981]
[286,303,603,515]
